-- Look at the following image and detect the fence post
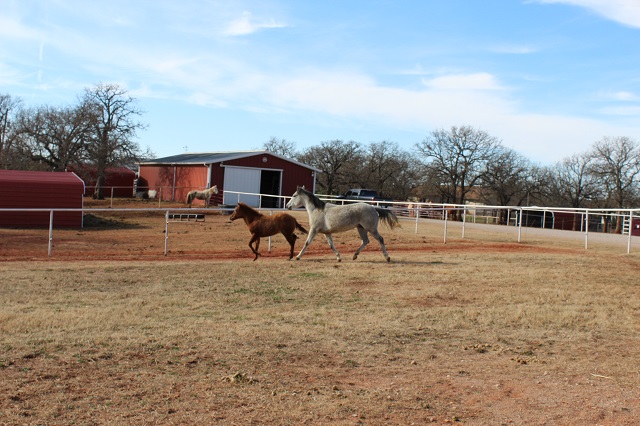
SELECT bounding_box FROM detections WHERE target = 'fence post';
[584,211,589,250]
[443,208,448,244]
[414,206,419,234]
[48,210,54,257]
[627,211,632,254]
[164,210,169,256]
[268,210,272,253]
[517,208,523,243]
[110,187,114,208]
[461,205,466,239]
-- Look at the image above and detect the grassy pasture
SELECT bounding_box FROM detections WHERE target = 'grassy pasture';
[1,256,639,423]
[1,206,640,424]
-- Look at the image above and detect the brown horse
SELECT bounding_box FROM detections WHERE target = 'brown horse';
[230,202,308,261]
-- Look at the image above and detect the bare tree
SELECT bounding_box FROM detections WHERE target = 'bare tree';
[416,125,502,217]
[82,83,146,199]
[481,147,531,207]
[297,140,362,195]
[589,136,640,232]
[13,104,95,171]
[357,141,418,199]
[0,94,22,169]
[263,137,297,158]
[548,153,601,208]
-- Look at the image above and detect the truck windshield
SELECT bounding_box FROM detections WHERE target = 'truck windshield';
[360,190,376,197]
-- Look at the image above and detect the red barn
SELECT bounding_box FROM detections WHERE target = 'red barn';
[138,151,319,208]
[69,165,136,198]
[632,217,640,237]
[0,170,85,228]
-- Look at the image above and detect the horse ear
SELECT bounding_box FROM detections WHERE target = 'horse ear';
[301,185,306,190]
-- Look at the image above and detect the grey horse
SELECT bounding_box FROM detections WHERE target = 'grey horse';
[286,186,399,262]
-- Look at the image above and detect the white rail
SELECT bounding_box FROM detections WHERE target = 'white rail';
[1,196,638,257]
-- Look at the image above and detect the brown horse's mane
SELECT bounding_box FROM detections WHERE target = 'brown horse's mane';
[235,202,263,223]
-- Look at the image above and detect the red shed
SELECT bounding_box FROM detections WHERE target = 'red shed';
[69,165,136,198]
[632,217,640,237]
[138,151,319,208]
[0,170,85,228]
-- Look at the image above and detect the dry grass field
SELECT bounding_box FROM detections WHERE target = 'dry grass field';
[1,199,639,424]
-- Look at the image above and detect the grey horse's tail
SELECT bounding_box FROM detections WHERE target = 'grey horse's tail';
[376,208,400,229]
[186,192,194,204]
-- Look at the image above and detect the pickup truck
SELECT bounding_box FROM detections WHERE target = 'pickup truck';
[336,188,393,207]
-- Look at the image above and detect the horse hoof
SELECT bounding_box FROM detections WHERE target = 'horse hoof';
[386,256,391,262]
[352,254,358,260]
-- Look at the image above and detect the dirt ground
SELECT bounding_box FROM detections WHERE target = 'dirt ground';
[1,198,639,424]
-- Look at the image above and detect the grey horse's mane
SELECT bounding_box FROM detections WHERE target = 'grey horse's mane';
[299,186,325,210]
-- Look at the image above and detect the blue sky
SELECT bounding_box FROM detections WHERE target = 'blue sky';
[1,0,639,164]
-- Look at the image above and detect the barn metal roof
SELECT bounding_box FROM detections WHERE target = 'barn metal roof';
[139,150,320,172]
[0,169,85,187]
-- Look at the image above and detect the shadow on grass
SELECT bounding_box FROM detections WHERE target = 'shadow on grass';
[82,213,149,230]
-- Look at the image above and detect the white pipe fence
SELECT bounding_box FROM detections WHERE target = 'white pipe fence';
[1,191,638,257]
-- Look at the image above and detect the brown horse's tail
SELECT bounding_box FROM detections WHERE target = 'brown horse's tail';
[295,221,308,234]
[376,208,400,229]
[186,192,194,205]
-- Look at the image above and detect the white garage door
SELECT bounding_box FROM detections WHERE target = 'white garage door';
[223,166,261,207]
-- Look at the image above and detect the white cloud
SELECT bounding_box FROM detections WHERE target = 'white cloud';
[422,73,505,91]
[608,91,638,101]
[536,0,640,28]
[254,69,638,162]
[223,11,286,36]
[489,44,538,54]
[599,105,640,116]
[0,14,40,40]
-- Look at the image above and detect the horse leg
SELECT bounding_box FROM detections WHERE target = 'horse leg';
[249,235,261,261]
[370,229,391,262]
[283,232,297,260]
[296,228,318,260]
[324,234,341,262]
[353,225,370,260]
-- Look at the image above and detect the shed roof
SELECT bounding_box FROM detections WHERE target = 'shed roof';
[140,150,320,172]
[0,169,85,187]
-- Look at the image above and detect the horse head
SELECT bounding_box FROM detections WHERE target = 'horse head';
[287,186,325,210]
[286,187,304,210]
[229,203,243,221]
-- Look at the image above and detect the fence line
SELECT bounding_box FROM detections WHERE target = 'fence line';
[1,195,638,257]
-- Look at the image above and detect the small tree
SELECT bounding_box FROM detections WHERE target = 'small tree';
[416,125,502,217]
[548,153,601,208]
[82,83,146,199]
[0,94,22,169]
[13,104,94,172]
[263,137,297,158]
[589,136,640,233]
[297,140,362,195]
[357,141,418,200]
[481,148,531,206]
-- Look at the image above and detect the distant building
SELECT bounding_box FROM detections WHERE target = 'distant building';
[0,170,85,228]
[68,165,136,198]
[138,151,319,208]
